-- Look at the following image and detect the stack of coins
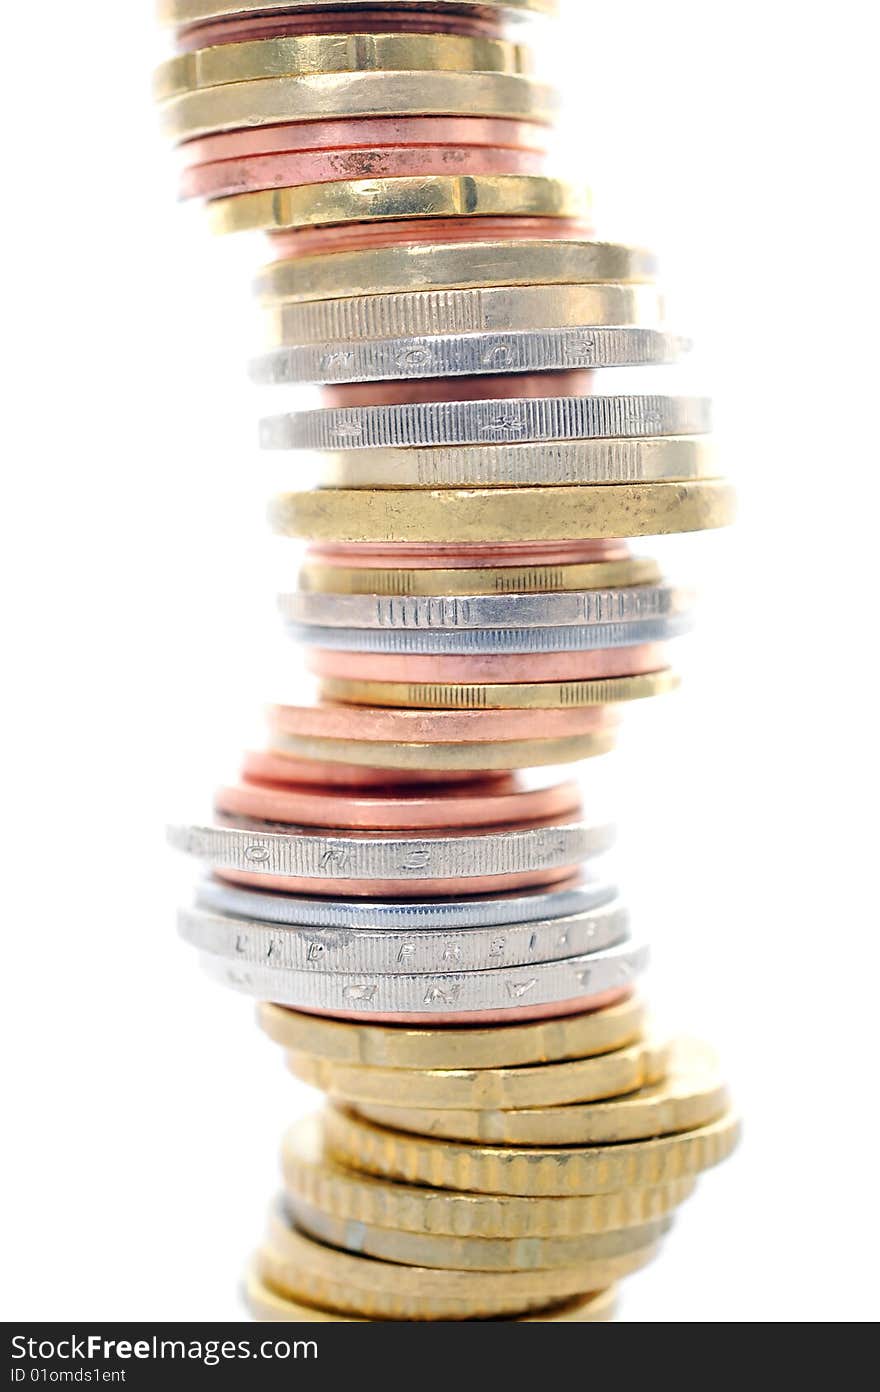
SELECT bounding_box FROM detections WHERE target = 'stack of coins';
[158,0,738,1321]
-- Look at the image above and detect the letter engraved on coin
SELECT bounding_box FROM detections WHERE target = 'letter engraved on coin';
[423,983,463,1006]
[507,978,537,999]
[244,843,271,864]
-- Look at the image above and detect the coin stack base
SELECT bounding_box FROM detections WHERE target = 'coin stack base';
[157,0,738,1322]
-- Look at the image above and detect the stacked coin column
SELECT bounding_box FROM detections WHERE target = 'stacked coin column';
[158,0,739,1322]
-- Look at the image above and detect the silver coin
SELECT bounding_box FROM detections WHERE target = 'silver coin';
[197,938,649,1014]
[267,283,663,346]
[260,395,712,452]
[178,898,630,974]
[320,435,715,488]
[287,615,691,654]
[168,818,612,882]
[249,328,686,387]
[281,584,688,631]
[196,874,616,930]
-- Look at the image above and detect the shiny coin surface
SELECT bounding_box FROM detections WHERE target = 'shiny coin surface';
[260,993,643,1069]
[282,582,687,629]
[281,1114,696,1237]
[287,616,690,651]
[286,1033,667,1109]
[266,285,663,345]
[257,1206,657,1318]
[355,1039,730,1143]
[268,729,617,770]
[325,1106,740,1195]
[262,394,708,450]
[161,1,558,25]
[290,1196,670,1272]
[272,481,736,542]
[179,895,630,974]
[269,701,615,738]
[163,73,559,143]
[319,670,679,708]
[199,937,648,1015]
[298,551,660,594]
[255,238,657,303]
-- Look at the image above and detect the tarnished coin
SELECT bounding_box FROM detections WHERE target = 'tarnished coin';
[324,1105,741,1195]
[285,1034,668,1110]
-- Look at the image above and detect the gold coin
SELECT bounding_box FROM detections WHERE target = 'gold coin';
[160,0,558,25]
[320,437,713,489]
[299,555,660,595]
[355,1039,729,1144]
[269,730,616,770]
[324,1105,741,1196]
[257,1209,657,1318]
[291,1196,670,1272]
[285,1036,669,1110]
[244,1270,617,1324]
[282,1114,697,1237]
[259,994,646,1070]
[156,33,530,103]
[256,239,657,305]
[268,284,661,346]
[163,72,557,143]
[319,670,679,709]
[271,481,736,543]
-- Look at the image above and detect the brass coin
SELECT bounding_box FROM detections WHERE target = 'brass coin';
[324,1105,741,1196]
[299,554,660,595]
[269,730,616,770]
[285,1035,669,1110]
[319,670,679,708]
[259,994,646,1069]
[281,1114,697,1238]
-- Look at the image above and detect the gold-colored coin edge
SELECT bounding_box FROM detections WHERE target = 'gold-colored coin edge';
[270,730,616,770]
[162,0,558,26]
[318,670,679,708]
[299,555,661,595]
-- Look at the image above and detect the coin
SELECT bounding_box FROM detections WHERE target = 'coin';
[325,1106,741,1195]
[287,616,689,651]
[255,237,657,303]
[160,1,558,26]
[281,1115,696,1237]
[244,1269,618,1322]
[156,33,531,103]
[272,481,736,542]
[267,291,663,354]
[179,895,630,973]
[270,730,617,770]
[355,1039,730,1143]
[299,556,660,594]
[291,1196,671,1272]
[282,583,686,629]
[269,213,591,258]
[307,641,669,682]
[204,871,615,932]
[270,701,614,737]
[215,771,582,827]
[259,994,644,1069]
[286,1034,667,1109]
[198,937,648,1015]
[163,72,559,144]
[319,670,679,708]
[256,1207,657,1318]
[314,436,714,489]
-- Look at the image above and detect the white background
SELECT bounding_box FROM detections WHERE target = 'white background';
[2,0,878,1322]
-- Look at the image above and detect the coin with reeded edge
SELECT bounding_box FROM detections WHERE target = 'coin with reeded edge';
[259,994,645,1069]
[257,1209,658,1318]
[285,1035,668,1110]
[324,1106,741,1195]
[319,670,679,708]
[354,1039,729,1144]
[298,553,660,595]
[244,1270,617,1324]
[290,1196,671,1272]
[281,1115,696,1238]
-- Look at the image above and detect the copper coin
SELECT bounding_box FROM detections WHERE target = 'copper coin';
[181,117,548,166]
[270,703,614,742]
[305,540,630,568]
[296,986,632,1027]
[307,643,668,683]
[178,12,505,51]
[269,216,593,259]
[216,864,580,897]
[216,774,581,829]
[183,144,544,200]
[320,370,593,407]
[242,751,486,786]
